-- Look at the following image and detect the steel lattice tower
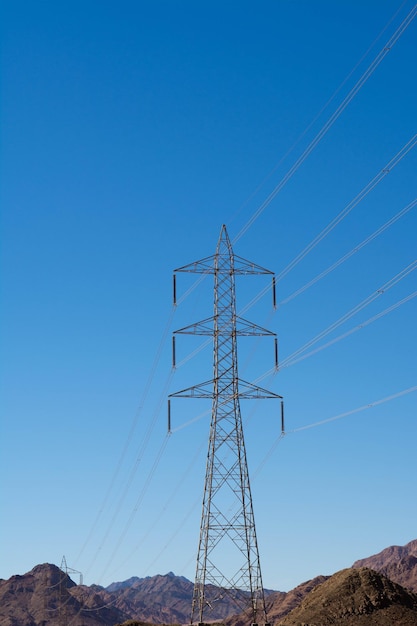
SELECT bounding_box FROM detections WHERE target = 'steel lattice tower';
[169,225,282,626]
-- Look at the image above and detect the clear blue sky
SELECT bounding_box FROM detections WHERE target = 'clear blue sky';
[1,0,416,593]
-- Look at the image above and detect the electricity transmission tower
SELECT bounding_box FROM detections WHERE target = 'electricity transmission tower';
[169,225,283,626]
[58,556,83,626]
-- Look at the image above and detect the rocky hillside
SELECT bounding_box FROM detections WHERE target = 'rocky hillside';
[0,563,127,626]
[1,539,417,626]
[352,538,417,593]
[225,575,329,626]
[0,565,248,626]
[276,567,417,625]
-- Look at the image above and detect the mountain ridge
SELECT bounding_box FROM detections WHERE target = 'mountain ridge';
[276,567,417,625]
[1,538,416,626]
[352,538,417,593]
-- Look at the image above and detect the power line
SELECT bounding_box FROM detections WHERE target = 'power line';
[72,6,417,589]
[174,258,415,412]
[155,380,417,575]
[239,141,416,318]
[76,306,176,566]
[280,260,417,368]
[97,433,171,584]
[285,289,417,368]
[279,197,417,306]
[276,134,417,283]
[233,5,417,244]
[227,0,409,231]
[175,7,416,309]
[82,371,174,579]
[106,438,205,579]
[288,385,417,433]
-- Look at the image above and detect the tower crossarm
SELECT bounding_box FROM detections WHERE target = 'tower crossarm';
[174,316,276,337]
[169,378,281,401]
[233,378,282,400]
[169,380,214,399]
[173,243,277,308]
[174,255,274,276]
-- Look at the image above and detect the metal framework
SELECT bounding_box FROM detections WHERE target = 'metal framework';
[58,556,83,626]
[169,225,282,626]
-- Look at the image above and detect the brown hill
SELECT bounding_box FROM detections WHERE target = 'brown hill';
[353,538,417,593]
[104,572,194,623]
[0,563,127,626]
[225,576,329,626]
[2,540,417,626]
[276,567,417,626]
[0,565,249,626]
[266,575,329,623]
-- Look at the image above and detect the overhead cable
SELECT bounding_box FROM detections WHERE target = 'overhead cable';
[289,385,417,433]
[83,368,174,578]
[279,259,417,368]
[76,306,176,565]
[233,5,417,245]
[276,135,417,283]
[285,289,417,368]
[97,433,171,584]
[227,0,409,230]
[279,197,417,306]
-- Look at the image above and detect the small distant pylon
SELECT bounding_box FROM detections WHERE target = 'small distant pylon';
[60,555,83,585]
[58,556,83,626]
[169,225,283,626]
[58,556,69,626]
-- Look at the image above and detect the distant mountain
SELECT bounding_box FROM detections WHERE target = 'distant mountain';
[352,538,417,593]
[104,572,260,623]
[0,563,127,626]
[0,565,248,626]
[226,538,417,626]
[104,572,194,624]
[2,539,417,626]
[106,576,142,593]
[276,567,417,625]
[106,572,190,594]
[225,575,329,626]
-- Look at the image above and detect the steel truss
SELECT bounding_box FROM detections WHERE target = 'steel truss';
[169,225,282,626]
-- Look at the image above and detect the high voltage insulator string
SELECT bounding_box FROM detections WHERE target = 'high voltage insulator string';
[233,5,417,245]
